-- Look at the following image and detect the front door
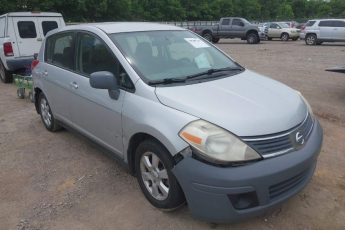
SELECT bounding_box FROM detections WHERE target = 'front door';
[69,32,128,156]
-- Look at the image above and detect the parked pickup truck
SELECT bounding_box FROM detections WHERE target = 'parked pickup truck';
[190,17,265,44]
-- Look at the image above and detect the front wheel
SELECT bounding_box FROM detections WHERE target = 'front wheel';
[247,33,259,44]
[305,34,317,45]
[38,93,61,132]
[135,139,185,210]
[212,37,220,43]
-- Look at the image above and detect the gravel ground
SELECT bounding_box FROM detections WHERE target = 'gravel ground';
[0,39,345,230]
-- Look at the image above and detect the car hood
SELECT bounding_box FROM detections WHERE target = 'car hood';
[155,70,307,137]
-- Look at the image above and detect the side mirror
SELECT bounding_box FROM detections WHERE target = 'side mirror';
[90,71,120,100]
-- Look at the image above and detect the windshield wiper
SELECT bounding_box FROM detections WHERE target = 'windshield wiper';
[186,67,244,80]
[148,77,186,86]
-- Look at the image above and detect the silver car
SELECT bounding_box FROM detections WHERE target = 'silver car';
[32,23,323,223]
[301,19,345,45]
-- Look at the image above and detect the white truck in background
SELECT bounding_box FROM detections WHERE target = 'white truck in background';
[0,12,65,83]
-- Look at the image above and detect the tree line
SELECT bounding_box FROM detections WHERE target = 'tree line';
[1,0,345,22]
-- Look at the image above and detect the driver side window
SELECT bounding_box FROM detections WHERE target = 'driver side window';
[76,32,134,91]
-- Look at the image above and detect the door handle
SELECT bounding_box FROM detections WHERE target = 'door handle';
[70,82,79,89]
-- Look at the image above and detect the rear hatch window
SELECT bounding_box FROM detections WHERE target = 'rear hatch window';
[305,21,316,27]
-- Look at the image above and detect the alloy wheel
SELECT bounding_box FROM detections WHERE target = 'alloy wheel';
[40,98,52,127]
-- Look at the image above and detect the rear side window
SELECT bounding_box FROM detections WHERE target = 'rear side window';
[42,21,58,36]
[305,21,316,27]
[221,19,230,25]
[319,21,336,27]
[17,21,37,38]
[45,32,75,70]
[232,19,244,27]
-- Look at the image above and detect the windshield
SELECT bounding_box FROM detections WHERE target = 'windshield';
[109,30,241,84]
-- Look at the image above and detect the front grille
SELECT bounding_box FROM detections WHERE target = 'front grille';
[269,170,308,200]
[243,113,314,158]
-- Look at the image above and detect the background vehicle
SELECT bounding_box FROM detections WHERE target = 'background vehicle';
[301,19,345,45]
[32,22,322,223]
[0,12,65,83]
[263,22,300,41]
[189,17,265,44]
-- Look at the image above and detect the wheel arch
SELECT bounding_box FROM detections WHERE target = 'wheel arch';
[246,29,259,37]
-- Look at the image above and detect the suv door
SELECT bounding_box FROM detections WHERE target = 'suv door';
[318,20,339,40]
[332,20,345,40]
[70,32,133,156]
[269,23,281,38]
[12,17,42,57]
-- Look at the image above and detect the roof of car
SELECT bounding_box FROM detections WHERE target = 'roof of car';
[64,22,185,34]
[1,12,62,17]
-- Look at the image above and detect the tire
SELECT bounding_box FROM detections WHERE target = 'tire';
[38,93,61,132]
[202,32,213,42]
[246,33,259,44]
[305,34,317,46]
[212,37,220,43]
[17,88,25,99]
[135,139,185,210]
[0,61,12,83]
[281,33,289,41]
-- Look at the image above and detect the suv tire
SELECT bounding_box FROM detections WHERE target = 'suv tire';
[305,34,317,45]
[135,139,185,211]
[281,33,289,41]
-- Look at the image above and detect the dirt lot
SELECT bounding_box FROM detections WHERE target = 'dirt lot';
[1,39,345,230]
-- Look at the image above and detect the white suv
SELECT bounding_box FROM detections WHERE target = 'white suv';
[301,19,345,45]
[0,12,65,83]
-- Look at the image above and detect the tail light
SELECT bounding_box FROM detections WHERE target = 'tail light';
[31,59,39,70]
[3,42,14,56]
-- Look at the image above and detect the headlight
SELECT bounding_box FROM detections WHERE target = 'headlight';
[179,120,261,164]
[298,92,313,116]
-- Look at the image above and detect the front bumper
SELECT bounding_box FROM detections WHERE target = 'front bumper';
[172,120,323,223]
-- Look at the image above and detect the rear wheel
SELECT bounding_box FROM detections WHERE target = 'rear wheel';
[202,32,213,42]
[135,139,185,211]
[247,33,259,44]
[0,61,12,83]
[305,34,317,45]
[38,93,61,132]
[281,33,289,41]
[212,37,220,44]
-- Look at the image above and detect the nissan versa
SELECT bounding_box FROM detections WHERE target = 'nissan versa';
[32,23,323,223]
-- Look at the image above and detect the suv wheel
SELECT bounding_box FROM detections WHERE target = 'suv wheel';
[247,33,259,44]
[212,37,220,43]
[0,61,12,83]
[305,34,317,45]
[281,33,289,41]
[38,93,61,131]
[135,139,185,210]
[203,33,213,42]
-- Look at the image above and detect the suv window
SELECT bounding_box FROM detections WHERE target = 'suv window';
[232,19,244,27]
[42,21,58,36]
[76,33,134,90]
[270,23,280,29]
[221,19,230,26]
[319,20,339,27]
[45,32,75,70]
[17,21,37,38]
[333,20,345,27]
[305,21,316,27]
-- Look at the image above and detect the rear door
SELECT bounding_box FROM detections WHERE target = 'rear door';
[332,20,345,40]
[12,17,42,57]
[231,18,246,37]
